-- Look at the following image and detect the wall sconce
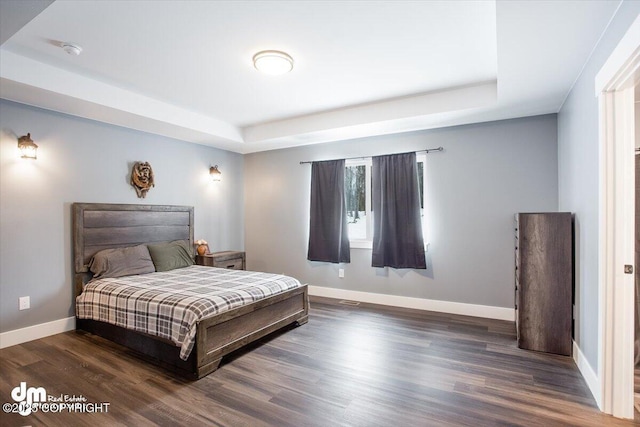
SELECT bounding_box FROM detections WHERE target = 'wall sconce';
[18,133,38,159]
[209,165,222,181]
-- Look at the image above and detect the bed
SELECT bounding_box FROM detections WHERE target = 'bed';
[73,203,309,379]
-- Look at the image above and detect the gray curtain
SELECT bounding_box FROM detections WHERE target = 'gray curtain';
[307,160,350,263]
[371,152,426,269]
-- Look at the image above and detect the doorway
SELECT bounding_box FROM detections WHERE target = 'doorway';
[596,15,639,419]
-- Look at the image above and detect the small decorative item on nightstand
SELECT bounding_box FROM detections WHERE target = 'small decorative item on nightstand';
[195,239,209,256]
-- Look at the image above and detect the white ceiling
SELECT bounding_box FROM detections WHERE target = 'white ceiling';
[0,0,624,153]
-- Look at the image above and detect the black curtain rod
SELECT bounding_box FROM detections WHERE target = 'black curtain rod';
[299,146,444,165]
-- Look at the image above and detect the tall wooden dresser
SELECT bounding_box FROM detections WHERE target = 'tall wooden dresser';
[515,212,573,356]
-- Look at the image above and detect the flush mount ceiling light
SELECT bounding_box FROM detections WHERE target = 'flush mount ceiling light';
[253,50,293,75]
[61,42,82,56]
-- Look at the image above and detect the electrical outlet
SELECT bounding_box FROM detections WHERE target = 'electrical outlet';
[338,268,345,278]
[19,296,30,310]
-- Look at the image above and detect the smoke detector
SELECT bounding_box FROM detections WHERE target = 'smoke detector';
[61,43,82,56]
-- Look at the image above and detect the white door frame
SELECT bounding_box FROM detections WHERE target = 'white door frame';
[595,15,639,419]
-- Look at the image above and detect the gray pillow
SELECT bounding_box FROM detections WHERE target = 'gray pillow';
[89,244,155,279]
[147,240,194,272]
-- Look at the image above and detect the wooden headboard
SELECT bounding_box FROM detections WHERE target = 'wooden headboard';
[72,203,194,295]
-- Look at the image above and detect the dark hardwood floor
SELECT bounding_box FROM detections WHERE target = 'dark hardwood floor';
[1,297,637,426]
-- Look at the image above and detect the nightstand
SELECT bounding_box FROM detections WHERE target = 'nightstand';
[196,251,246,270]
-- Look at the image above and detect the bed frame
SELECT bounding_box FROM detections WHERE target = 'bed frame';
[73,203,308,379]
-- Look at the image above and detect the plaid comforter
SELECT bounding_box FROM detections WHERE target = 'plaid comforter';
[76,265,302,360]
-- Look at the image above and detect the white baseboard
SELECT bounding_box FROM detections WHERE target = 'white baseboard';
[308,286,515,321]
[573,340,602,409]
[0,317,76,349]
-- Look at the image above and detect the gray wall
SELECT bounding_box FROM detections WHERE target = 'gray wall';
[0,100,244,333]
[558,1,640,369]
[245,115,558,309]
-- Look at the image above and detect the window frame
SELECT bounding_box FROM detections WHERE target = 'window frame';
[345,158,373,249]
[417,153,428,247]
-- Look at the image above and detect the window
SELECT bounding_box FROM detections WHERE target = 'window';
[345,159,372,247]
[344,154,427,249]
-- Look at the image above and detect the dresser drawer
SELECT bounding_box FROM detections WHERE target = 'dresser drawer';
[213,258,244,270]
